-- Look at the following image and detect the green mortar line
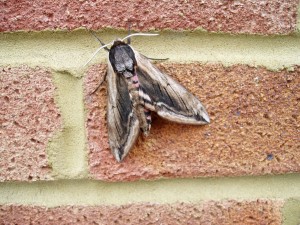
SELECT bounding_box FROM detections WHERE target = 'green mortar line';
[283,199,300,225]
[46,71,88,179]
[0,174,299,207]
[0,30,299,75]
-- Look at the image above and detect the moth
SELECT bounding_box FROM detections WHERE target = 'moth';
[85,32,210,162]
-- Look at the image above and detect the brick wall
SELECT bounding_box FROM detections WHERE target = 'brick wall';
[1,1,300,224]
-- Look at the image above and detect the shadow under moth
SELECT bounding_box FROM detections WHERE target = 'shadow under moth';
[85,32,210,162]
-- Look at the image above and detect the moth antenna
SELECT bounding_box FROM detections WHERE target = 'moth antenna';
[89,30,110,52]
[121,33,159,42]
[147,57,169,61]
[127,23,131,44]
[83,42,113,67]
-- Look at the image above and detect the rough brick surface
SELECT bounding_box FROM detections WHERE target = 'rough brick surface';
[0,66,62,181]
[0,200,283,225]
[85,64,300,181]
[1,0,298,34]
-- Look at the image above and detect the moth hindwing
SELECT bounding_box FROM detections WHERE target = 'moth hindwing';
[92,34,210,162]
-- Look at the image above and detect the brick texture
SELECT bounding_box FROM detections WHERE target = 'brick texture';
[85,64,300,181]
[0,66,62,181]
[0,200,283,225]
[1,0,298,34]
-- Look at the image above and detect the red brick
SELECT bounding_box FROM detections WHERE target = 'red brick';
[0,66,62,181]
[0,200,283,225]
[85,64,300,181]
[1,0,298,34]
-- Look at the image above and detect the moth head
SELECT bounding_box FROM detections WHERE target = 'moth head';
[110,38,122,45]
[111,39,127,48]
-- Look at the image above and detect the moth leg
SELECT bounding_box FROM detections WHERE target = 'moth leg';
[89,72,108,95]
[89,30,110,52]
[144,108,152,134]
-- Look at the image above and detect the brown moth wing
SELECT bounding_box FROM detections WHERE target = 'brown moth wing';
[133,49,210,125]
[106,62,140,162]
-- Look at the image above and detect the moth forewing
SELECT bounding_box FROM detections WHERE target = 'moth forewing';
[133,49,210,125]
[133,48,168,85]
[106,60,140,162]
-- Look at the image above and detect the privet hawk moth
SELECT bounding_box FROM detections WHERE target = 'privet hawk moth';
[85,32,210,162]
